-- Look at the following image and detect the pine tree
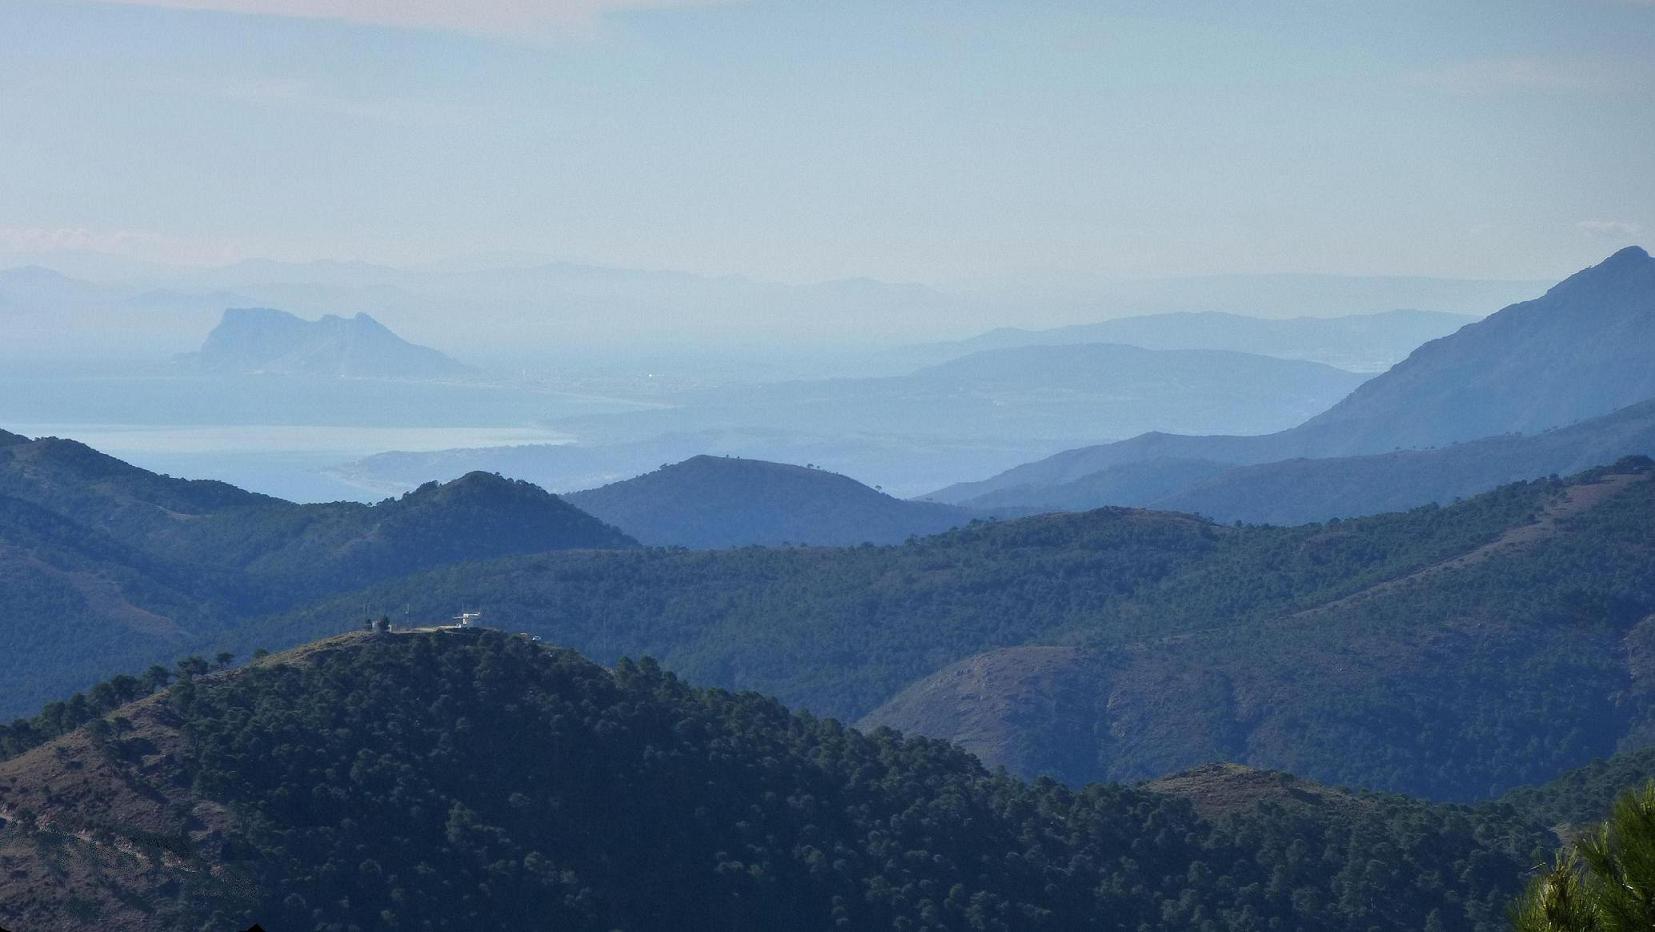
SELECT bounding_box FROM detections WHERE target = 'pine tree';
[1513,781,1655,931]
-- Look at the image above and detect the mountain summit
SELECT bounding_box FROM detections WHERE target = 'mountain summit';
[179,307,473,379]
[1599,243,1651,265]
[1293,244,1655,452]
[566,455,973,547]
[933,247,1655,506]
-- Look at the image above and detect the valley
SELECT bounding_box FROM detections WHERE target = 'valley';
[7,410,1653,804]
[5,6,1654,924]
[4,249,1654,928]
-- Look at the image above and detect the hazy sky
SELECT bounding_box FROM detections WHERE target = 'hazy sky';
[2,0,1652,283]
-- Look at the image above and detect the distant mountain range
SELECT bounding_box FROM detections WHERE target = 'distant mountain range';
[0,253,1548,361]
[956,398,1655,523]
[1295,245,1655,450]
[373,342,1365,496]
[1154,398,1655,524]
[897,308,1476,373]
[333,341,1372,499]
[177,307,473,379]
[6,250,1654,932]
[554,342,1370,447]
[329,427,1054,505]
[566,455,976,548]
[933,246,1655,512]
[5,249,1653,808]
[4,258,1524,506]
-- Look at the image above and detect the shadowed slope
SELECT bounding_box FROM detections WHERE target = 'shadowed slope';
[0,433,635,716]
[0,630,1558,932]
[567,455,975,547]
[867,462,1655,799]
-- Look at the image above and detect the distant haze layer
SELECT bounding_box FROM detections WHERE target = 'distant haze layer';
[0,258,1541,362]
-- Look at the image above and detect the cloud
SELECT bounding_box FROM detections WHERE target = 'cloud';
[0,226,244,266]
[87,0,736,39]
[1577,219,1645,239]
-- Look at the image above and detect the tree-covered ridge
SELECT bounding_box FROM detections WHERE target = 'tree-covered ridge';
[262,467,1559,719]
[6,427,1653,804]
[1496,750,1655,838]
[249,461,1655,802]
[0,431,636,717]
[0,631,1576,931]
[251,506,1231,717]
[867,462,1655,798]
[0,490,234,717]
[0,434,634,596]
[0,652,227,762]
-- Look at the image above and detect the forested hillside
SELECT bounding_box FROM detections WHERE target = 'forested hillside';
[0,432,635,716]
[10,6,1650,932]
[0,492,223,716]
[869,461,1655,798]
[8,427,1655,805]
[253,458,1655,801]
[0,630,1574,931]
[0,433,633,594]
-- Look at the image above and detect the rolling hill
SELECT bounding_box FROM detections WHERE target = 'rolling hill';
[0,430,635,716]
[9,431,1655,807]
[932,246,1655,509]
[252,457,1655,802]
[0,491,222,718]
[865,461,1655,798]
[0,431,633,589]
[0,628,1572,932]
[565,455,976,547]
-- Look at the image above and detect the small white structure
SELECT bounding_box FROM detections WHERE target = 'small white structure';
[452,611,483,628]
